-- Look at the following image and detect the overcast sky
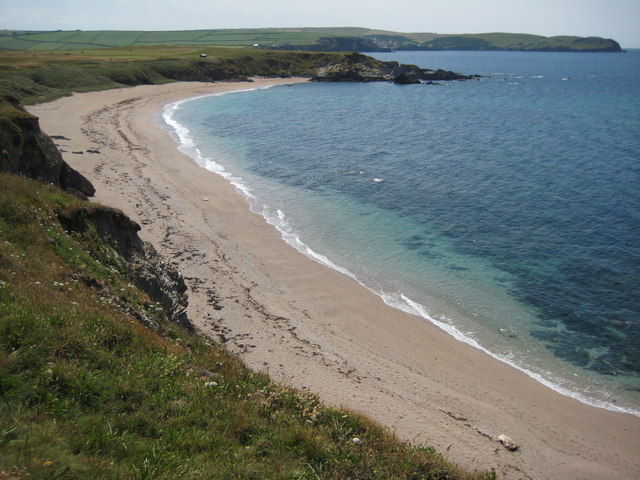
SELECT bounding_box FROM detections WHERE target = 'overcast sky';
[2,0,639,47]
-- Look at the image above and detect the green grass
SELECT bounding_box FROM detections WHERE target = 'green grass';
[0,173,496,479]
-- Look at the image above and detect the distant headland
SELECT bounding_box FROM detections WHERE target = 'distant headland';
[0,27,622,53]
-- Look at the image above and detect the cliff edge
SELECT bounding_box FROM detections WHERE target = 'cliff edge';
[0,98,189,329]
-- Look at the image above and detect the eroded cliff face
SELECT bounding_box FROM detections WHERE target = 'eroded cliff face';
[57,204,189,329]
[0,97,95,198]
[0,96,189,330]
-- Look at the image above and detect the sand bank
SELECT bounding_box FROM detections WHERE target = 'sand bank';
[29,79,640,479]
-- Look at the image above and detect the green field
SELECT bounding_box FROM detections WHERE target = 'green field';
[0,28,369,51]
[0,28,622,52]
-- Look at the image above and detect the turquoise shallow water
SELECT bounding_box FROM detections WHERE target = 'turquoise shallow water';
[163,50,640,415]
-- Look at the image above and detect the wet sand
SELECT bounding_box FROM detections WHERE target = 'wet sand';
[29,79,640,479]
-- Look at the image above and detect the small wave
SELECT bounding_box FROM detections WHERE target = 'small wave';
[269,209,359,281]
[161,88,288,201]
[397,294,640,417]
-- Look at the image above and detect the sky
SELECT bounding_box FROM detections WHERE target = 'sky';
[1,0,639,48]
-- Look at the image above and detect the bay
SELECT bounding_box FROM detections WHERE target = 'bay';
[164,50,640,415]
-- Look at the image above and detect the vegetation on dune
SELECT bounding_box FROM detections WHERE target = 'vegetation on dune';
[0,173,495,478]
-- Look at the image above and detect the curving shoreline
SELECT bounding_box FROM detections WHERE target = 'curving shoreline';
[29,79,640,480]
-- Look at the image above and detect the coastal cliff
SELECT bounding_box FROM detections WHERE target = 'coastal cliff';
[0,104,189,328]
[0,97,95,198]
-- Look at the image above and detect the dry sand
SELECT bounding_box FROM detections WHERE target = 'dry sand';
[29,79,640,479]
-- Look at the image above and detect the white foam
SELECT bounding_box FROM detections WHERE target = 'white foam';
[397,294,640,417]
[268,209,359,281]
[162,86,285,200]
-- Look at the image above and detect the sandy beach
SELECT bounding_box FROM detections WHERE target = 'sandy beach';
[29,79,640,479]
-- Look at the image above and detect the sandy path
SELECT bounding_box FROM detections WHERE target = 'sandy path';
[29,79,640,480]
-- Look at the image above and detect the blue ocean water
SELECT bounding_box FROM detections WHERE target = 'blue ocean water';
[163,50,640,415]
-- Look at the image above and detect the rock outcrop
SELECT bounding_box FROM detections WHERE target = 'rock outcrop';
[0,96,95,198]
[393,73,421,85]
[311,53,476,83]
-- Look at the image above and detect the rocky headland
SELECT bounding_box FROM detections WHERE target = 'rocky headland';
[310,53,477,83]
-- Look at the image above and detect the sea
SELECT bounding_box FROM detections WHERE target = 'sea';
[162,49,640,416]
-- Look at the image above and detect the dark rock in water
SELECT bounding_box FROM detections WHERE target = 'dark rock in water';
[422,69,478,81]
[312,52,403,82]
[390,63,425,82]
[0,96,95,197]
[310,52,477,84]
[393,72,421,84]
